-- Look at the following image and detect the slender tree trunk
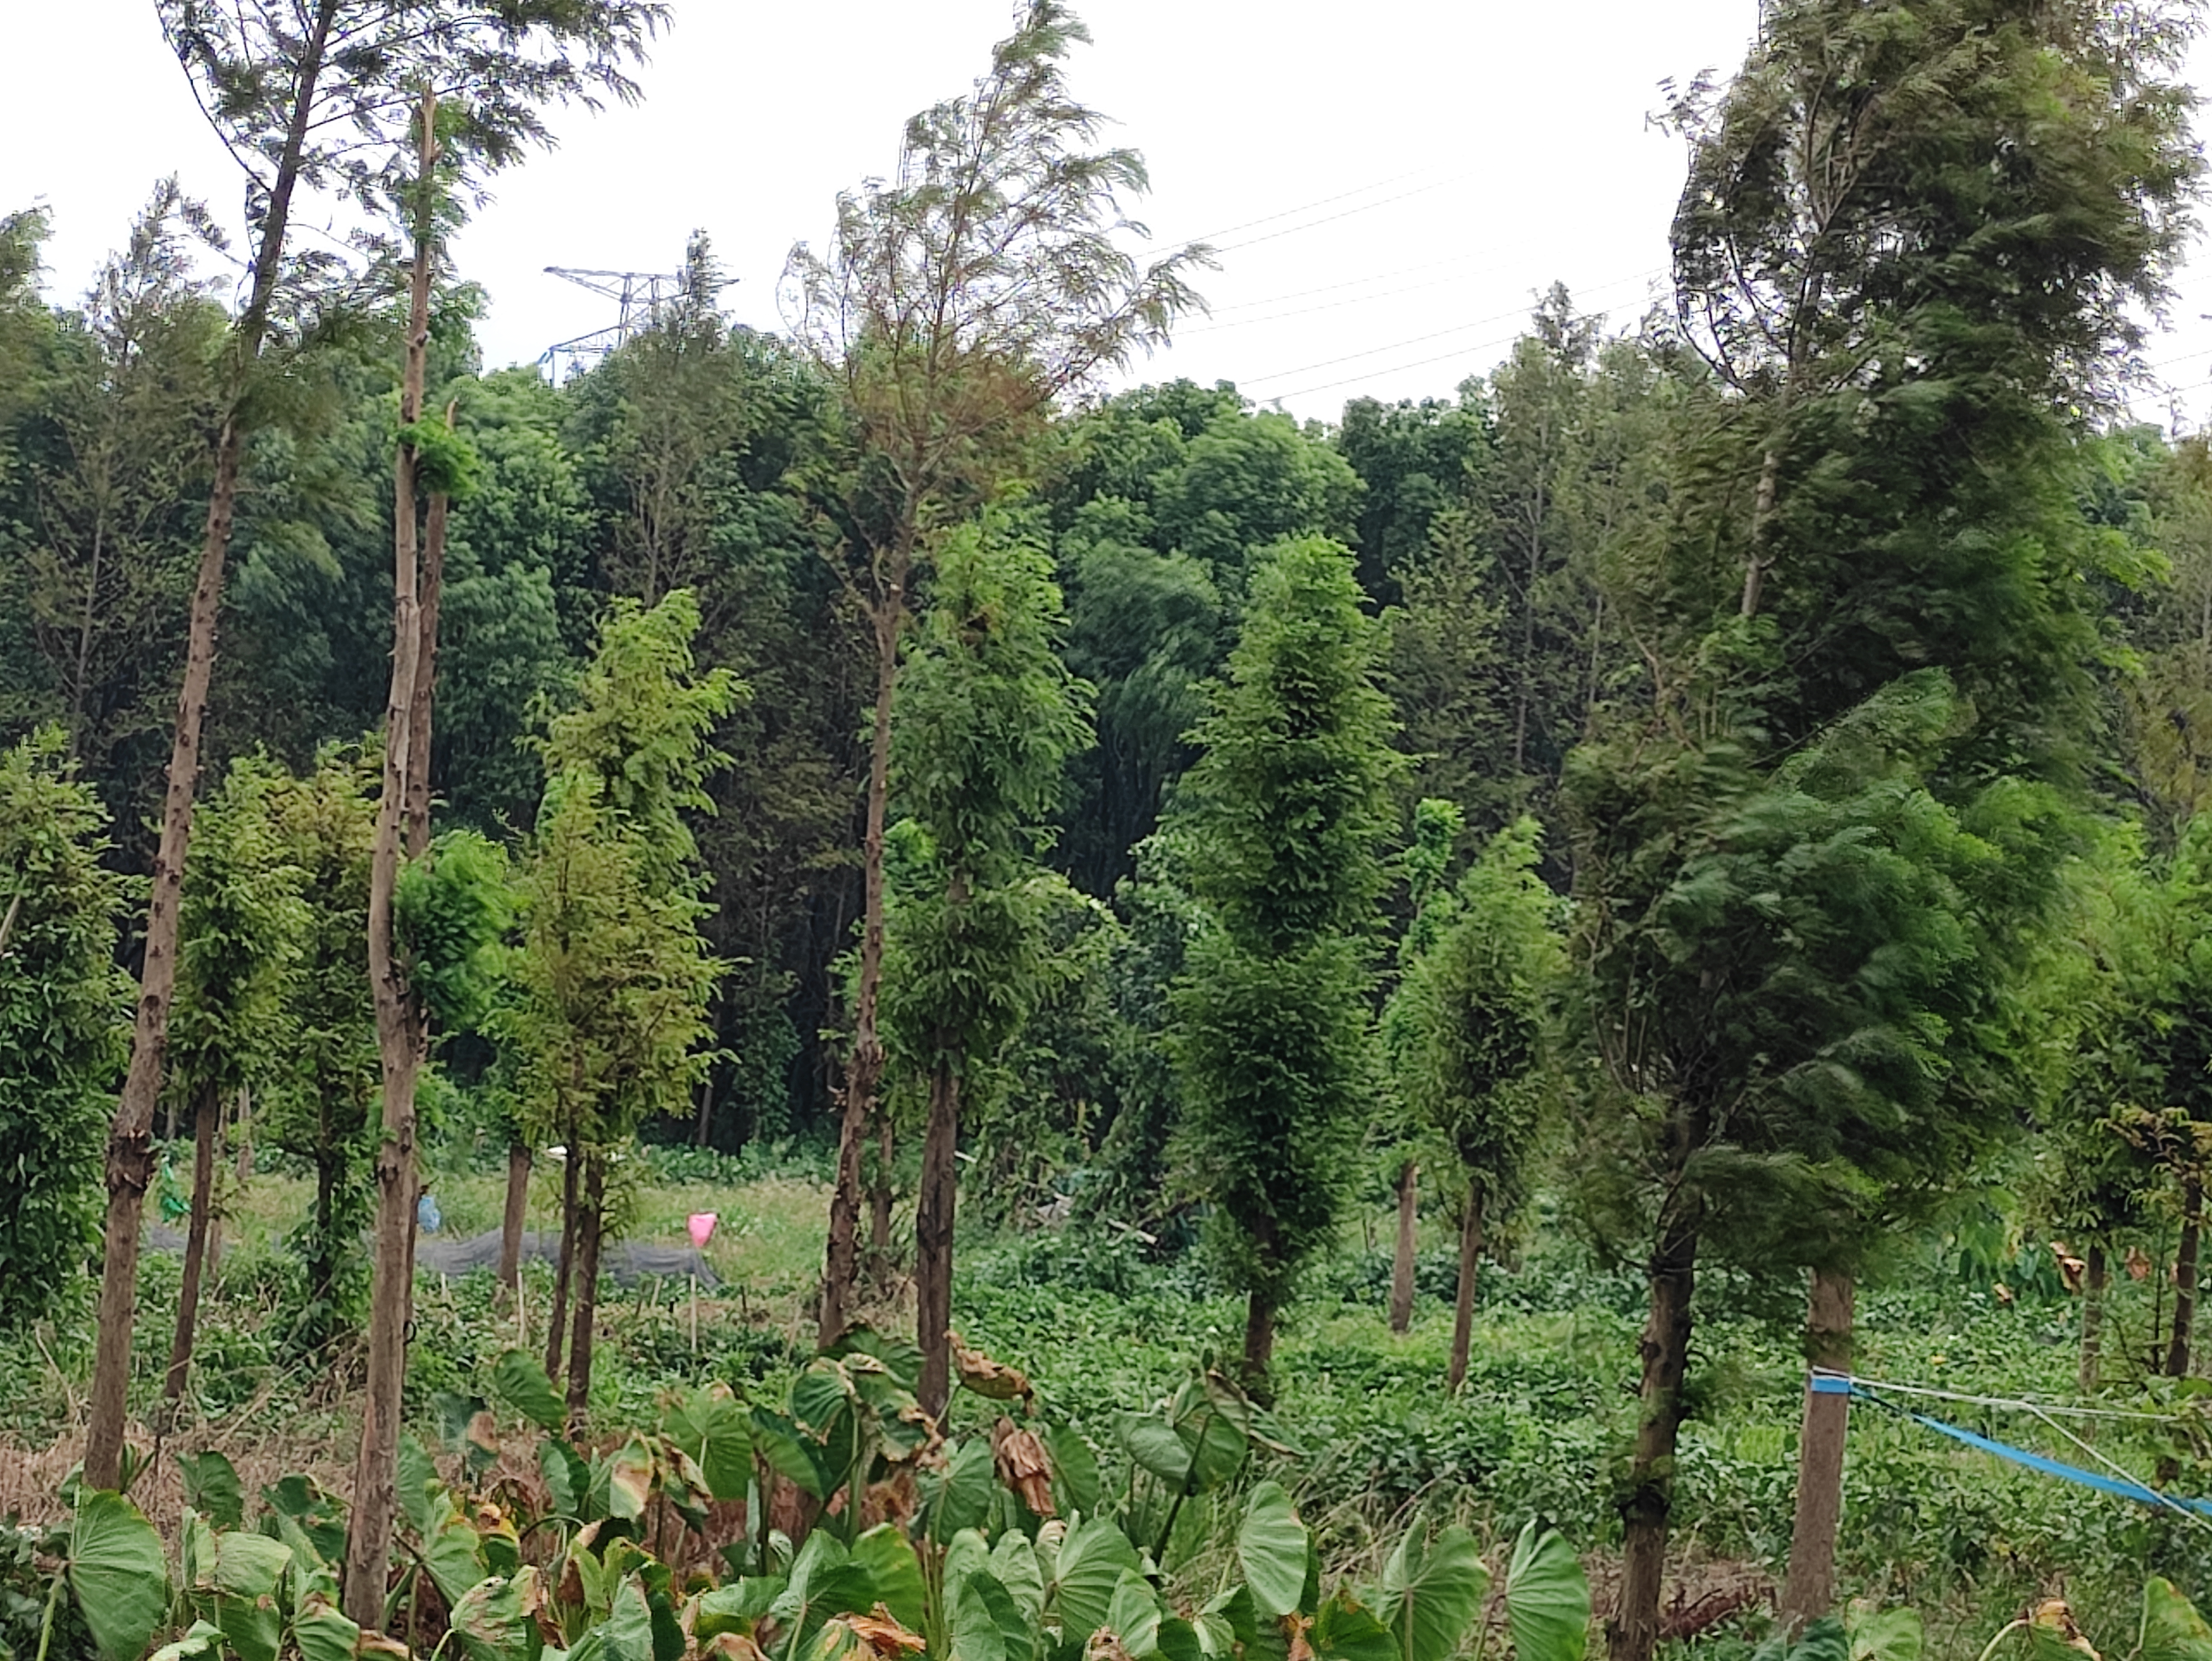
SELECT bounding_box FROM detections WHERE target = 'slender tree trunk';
[1780,1268,1855,1629]
[344,93,439,1629]
[1388,1161,1418,1335]
[312,1156,337,1324]
[2080,1242,2108,1394]
[1241,1287,1277,1393]
[694,1072,714,1149]
[1610,1223,1699,1661]
[402,478,449,861]
[67,513,106,760]
[870,1115,894,1263]
[916,1061,959,1418]
[1448,1180,1484,1392]
[565,1154,607,1428]
[84,0,341,1494]
[499,1140,531,1291]
[2172,1174,2202,1379]
[545,1146,578,1381]
[234,1085,252,1184]
[821,582,905,1348]
[161,1082,222,1408]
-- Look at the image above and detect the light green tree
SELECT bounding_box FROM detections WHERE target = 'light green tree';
[505,589,735,1423]
[1168,535,1396,1391]
[1386,816,1559,1389]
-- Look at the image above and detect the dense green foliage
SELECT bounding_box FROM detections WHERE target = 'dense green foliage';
[13,1,2212,1657]
[0,731,129,1330]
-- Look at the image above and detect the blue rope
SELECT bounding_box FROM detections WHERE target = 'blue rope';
[1839,1379,2212,1518]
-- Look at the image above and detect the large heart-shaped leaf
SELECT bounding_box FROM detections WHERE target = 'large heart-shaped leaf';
[990,1530,1047,1628]
[953,1569,1036,1661]
[1504,1522,1588,1661]
[452,1569,548,1661]
[852,1525,928,1633]
[179,1451,245,1530]
[664,1386,751,1503]
[1053,1518,1142,1641]
[1239,1484,1309,1621]
[291,1598,361,1661]
[1847,1603,1924,1661]
[752,1407,831,1501]
[423,1490,492,1606]
[494,1350,569,1433]
[1313,1592,1397,1661]
[921,1438,995,1540]
[1115,1414,1194,1488]
[69,1490,170,1661]
[1379,1527,1488,1661]
[1108,1569,1164,1656]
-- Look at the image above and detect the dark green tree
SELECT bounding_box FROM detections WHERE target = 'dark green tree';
[879,515,1092,1415]
[1571,2,2199,1649]
[0,730,130,1332]
[1168,535,1395,1390]
[161,756,307,1408]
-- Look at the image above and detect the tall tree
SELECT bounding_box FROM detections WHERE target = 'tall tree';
[161,757,305,1409]
[1386,816,1559,1390]
[17,182,223,828]
[1168,536,1395,1390]
[1573,4,2199,1653]
[90,0,666,1494]
[781,0,1205,1347]
[0,731,130,1333]
[504,590,733,1420]
[879,516,1091,1414]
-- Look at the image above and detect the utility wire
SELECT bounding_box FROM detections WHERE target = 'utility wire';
[1165,168,1456,249]
[1248,265,1669,399]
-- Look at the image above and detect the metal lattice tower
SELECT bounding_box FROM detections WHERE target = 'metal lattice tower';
[536,265,699,381]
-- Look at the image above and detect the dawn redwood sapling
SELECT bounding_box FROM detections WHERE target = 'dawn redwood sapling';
[780,0,1207,1349]
[1168,535,1395,1395]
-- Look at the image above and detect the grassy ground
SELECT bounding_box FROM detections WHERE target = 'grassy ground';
[4,1147,2208,1660]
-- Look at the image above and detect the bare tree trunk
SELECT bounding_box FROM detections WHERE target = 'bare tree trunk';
[821,588,903,1349]
[234,1085,252,1184]
[916,1062,960,1418]
[870,1114,894,1265]
[2080,1242,2108,1394]
[2172,1174,2202,1379]
[161,1082,222,1409]
[343,92,438,1629]
[1609,1224,1698,1661]
[83,0,342,1495]
[499,1140,531,1291]
[1448,1180,1484,1392]
[1780,1268,1855,1629]
[545,1147,578,1381]
[565,1154,607,1428]
[1388,1161,1418,1335]
[1241,1287,1277,1395]
[403,479,449,861]
[694,1072,714,1149]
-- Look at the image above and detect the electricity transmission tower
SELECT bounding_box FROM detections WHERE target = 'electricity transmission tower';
[538,265,718,380]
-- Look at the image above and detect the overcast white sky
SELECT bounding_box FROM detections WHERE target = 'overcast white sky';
[11,0,2212,424]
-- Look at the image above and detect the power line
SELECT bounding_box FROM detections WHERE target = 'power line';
[1181,262,1527,336]
[1210,175,1470,256]
[1165,167,1460,249]
[1242,264,1668,393]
